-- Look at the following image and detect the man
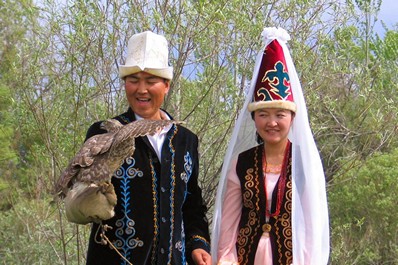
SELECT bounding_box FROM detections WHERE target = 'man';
[85,31,211,265]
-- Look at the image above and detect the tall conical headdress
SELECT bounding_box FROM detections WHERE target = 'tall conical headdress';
[211,27,330,265]
[248,37,296,112]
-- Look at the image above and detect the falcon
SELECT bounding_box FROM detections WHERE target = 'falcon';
[55,118,178,224]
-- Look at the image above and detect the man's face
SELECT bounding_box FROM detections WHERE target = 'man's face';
[124,71,170,120]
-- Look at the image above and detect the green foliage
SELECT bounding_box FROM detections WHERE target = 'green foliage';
[0,193,91,264]
[329,148,398,264]
[0,84,18,167]
[299,21,398,180]
[0,79,18,212]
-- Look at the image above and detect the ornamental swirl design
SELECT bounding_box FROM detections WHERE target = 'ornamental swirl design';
[113,157,144,263]
[180,152,192,183]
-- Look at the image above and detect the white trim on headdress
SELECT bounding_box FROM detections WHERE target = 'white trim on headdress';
[211,27,330,264]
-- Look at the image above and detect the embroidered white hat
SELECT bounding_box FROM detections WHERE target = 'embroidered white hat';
[119,31,173,80]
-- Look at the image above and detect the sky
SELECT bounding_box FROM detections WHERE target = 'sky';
[374,0,397,36]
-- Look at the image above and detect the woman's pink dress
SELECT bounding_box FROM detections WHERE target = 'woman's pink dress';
[217,160,280,265]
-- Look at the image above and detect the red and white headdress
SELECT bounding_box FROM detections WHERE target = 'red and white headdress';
[211,27,330,264]
[248,35,296,113]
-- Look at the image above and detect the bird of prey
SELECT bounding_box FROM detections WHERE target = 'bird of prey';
[55,118,178,224]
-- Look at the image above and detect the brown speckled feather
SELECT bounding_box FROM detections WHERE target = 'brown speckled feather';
[55,119,178,197]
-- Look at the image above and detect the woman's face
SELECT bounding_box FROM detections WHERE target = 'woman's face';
[254,108,294,145]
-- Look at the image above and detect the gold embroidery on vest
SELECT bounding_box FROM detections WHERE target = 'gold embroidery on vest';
[274,157,293,264]
[237,147,261,265]
[284,159,293,263]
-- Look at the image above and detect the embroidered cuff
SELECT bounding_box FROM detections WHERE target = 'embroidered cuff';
[186,235,211,263]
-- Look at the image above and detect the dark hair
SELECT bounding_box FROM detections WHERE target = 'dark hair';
[255,132,263,144]
[250,112,262,144]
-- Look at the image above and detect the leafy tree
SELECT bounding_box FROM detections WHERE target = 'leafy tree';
[299,0,398,181]
[329,148,398,264]
[0,82,18,210]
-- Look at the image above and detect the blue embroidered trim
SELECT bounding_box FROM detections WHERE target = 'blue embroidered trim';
[116,114,189,264]
[181,152,193,183]
[192,235,210,247]
[113,157,144,264]
[181,152,193,203]
[179,221,186,264]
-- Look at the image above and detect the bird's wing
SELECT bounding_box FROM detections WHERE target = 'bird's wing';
[100,118,123,133]
[121,119,177,138]
[55,132,116,196]
[75,133,115,166]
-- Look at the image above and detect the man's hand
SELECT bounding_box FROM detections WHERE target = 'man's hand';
[191,248,212,265]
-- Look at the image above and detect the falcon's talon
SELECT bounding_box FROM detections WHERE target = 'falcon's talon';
[103,224,113,231]
[98,222,114,245]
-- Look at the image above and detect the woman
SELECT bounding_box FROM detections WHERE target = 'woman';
[211,27,329,265]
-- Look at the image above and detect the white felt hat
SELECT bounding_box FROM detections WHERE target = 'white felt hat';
[119,31,173,80]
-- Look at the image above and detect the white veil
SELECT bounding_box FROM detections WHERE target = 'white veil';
[211,27,330,265]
